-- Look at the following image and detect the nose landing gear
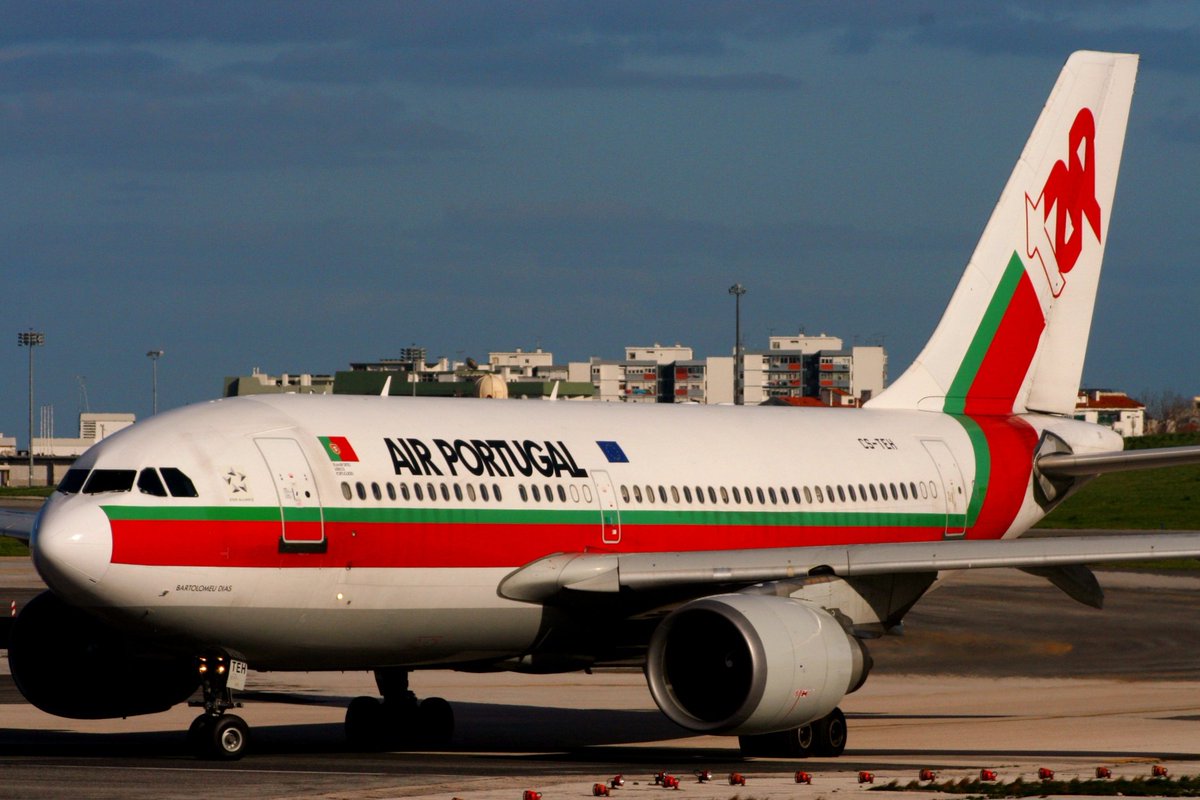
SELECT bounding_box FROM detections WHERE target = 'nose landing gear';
[187,652,249,760]
[345,668,455,750]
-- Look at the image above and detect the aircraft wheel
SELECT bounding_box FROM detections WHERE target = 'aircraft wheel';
[812,707,847,757]
[207,714,250,761]
[345,696,387,750]
[416,697,454,746]
[737,724,812,758]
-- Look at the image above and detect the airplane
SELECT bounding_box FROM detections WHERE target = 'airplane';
[6,50,1200,762]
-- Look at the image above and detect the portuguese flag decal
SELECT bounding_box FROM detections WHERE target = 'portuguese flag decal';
[319,436,359,462]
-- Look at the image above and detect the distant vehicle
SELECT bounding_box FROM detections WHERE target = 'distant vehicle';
[8,51,1200,761]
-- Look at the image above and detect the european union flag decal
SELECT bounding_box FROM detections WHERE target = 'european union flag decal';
[596,441,629,463]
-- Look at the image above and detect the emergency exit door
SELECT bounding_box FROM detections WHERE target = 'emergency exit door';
[255,438,326,553]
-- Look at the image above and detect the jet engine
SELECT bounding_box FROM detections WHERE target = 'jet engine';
[645,593,869,735]
[9,591,198,719]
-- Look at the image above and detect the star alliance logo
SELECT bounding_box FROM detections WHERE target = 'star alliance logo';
[224,468,248,494]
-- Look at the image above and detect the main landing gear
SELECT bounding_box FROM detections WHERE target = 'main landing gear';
[738,707,847,758]
[345,668,455,750]
[187,653,250,760]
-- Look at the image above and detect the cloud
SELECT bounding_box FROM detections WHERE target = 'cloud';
[0,87,474,170]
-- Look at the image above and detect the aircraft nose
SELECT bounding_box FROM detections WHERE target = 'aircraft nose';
[32,498,113,598]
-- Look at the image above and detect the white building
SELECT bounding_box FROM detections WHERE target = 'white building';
[33,412,136,458]
[1074,390,1145,437]
[624,344,693,364]
[488,348,554,377]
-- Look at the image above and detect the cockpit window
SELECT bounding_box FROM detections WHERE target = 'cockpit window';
[57,468,90,495]
[83,469,136,494]
[137,468,168,497]
[160,467,198,498]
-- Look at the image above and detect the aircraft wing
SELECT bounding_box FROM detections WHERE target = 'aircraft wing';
[0,508,36,543]
[499,532,1200,603]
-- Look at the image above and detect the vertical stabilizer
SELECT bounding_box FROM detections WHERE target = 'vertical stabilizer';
[869,52,1137,415]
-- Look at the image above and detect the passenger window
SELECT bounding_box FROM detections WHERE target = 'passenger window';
[803,486,813,503]
[387,483,397,501]
[929,481,938,499]
[707,487,717,504]
[859,484,867,501]
[720,486,730,504]
[779,487,789,505]
[341,481,352,500]
[911,481,920,499]
[814,486,823,503]
[869,484,878,501]
[579,485,588,503]
[756,487,766,504]
[556,485,566,502]
[732,486,741,503]
[453,484,463,501]
[847,485,857,502]
[137,468,168,497]
[400,482,411,500]
[480,484,490,501]
[570,485,580,502]
[744,487,753,505]
[414,483,424,500]
[519,485,528,502]
[621,485,630,503]
[792,487,802,504]
[467,484,477,501]
[426,482,437,500]
[695,486,705,505]
[658,486,668,503]
[900,482,909,499]
[532,485,541,501]
[372,482,382,501]
[683,486,693,503]
[160,468,198,498]
[645,485,654,504]
[837,485,846,502]
[768,487,778,504]
[356,482,367,500]
[440,484,450,501]
[825,485,835,503]
[57,468,90,494]
[633,485,643,503]
[671,486,680,503]
[494,484,503,502]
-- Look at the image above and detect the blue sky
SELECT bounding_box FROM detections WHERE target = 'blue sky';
[2,2,1198,441]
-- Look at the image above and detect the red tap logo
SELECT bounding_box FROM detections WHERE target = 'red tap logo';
[1025,108,1101,297]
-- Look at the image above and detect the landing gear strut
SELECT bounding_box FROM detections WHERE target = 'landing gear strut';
[738,707,847,758]
[187,652,249,760]
[345,668,455,750]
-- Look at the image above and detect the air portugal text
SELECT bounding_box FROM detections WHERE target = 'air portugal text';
[385,437,588,479]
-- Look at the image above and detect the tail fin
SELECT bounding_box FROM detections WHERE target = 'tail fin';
[869,51,1138,416]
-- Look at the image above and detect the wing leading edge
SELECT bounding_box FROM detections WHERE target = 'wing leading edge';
[499,533,1200,604]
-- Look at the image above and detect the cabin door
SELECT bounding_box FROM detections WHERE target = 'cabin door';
[592,469,622,545]
[921,439,967,538]
[255,437,326,553]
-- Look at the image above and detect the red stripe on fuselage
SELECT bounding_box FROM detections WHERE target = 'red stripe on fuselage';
[965,415,1039,539]
[109,519,955,569]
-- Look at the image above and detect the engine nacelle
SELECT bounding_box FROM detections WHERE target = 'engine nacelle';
[9,591,198,719]
[645,594,869,735]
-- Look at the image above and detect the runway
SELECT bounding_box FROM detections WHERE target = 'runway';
[3,556,1199,799]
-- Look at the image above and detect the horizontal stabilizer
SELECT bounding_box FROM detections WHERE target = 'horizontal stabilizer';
[1038,445,1200,476]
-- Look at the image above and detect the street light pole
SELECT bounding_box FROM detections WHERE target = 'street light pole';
[728,284,746,405]
[146,350,164,415]
[18,330,45,487]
